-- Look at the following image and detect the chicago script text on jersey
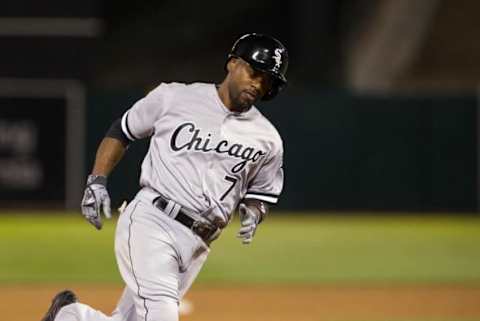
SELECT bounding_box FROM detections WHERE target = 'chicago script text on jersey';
[169,122,266,173]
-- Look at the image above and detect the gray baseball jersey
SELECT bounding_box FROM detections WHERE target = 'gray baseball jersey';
[120,82,284,227]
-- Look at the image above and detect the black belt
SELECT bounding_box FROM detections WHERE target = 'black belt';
[152,196,218,244]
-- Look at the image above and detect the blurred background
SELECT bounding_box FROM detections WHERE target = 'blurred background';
[1,1,480,321]
[1,0,479,212]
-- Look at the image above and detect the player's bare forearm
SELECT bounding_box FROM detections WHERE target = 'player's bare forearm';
[91,137,127,177]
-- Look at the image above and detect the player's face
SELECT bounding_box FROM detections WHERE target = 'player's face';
[227,58,273,110]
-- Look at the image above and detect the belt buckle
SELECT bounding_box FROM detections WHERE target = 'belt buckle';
[191,220,212,242]
[191,220,201,233]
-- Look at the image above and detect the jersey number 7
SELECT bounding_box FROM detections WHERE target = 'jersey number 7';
[220,175,238,201]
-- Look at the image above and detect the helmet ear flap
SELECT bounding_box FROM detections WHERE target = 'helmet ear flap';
[262,78,286,101]
[262,88,275,101]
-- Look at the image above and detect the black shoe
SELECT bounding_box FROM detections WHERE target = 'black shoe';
[41,290,77,321]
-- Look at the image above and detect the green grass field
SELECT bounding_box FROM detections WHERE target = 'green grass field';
[0,212,480,285]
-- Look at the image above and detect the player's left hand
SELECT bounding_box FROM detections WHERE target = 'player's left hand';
[237,203,260,245]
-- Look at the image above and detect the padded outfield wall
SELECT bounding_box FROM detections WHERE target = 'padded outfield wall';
[86,89,477,212]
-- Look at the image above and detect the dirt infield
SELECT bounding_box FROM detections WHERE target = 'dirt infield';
[3,284,480,321]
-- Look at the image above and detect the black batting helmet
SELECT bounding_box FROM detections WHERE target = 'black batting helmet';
[227,33,289,101]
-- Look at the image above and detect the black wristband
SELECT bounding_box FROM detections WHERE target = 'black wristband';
[87,174,107,186]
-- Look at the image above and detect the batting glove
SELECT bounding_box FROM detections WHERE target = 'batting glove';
[81,175,112,230]
[237,203,260,245]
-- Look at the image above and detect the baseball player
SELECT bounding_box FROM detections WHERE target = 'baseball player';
[41,33,288,321]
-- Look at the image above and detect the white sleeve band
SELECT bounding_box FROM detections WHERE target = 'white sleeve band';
[121,111,136,141]
[244,192,278,204]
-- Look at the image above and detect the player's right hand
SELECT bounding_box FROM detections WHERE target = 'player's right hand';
[81,175,112,230]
